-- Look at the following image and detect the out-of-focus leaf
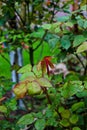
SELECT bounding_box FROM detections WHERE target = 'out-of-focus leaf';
[61,109,70,119]
[48,37,59,49]
[30,28,45,38]
[80,0,87,6]
[83,21,87,29]
[6,98,17,111]
[64,22,73,27]
[60,119,70,127]
[0,105,7,113]
[70,114,78,124]
[35,119,46,130]
[42,24,51,30]
[56,15,70,22]
[76,42,87,53]
[73,35,86,47]
[76,90,87,97]
[84,81,87,89]
[71,102,85,112]
[17,113,35,126]
[61,35,71,50]
[58,106,65,113]
[72,127,81,130]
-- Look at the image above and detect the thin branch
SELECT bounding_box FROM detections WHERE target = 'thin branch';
[33,30,48,51]
[33,0,56,51]
[75,54,85,69]
[84,52,87,75]
[12,7,25,26]
[27,2,31,25]
[1,0,25,26]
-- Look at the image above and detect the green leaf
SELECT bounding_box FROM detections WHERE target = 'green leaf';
[18,64,32,73]
[46,117,58,127]
[27,82,42,95]
[71,102,85,112]
[30,28,45,38]
[6,98,17,111]
[72,127,81,130]
[84,81,87,89]
[0,105,7,113]
[73,35,86,47]
[42,24,51,30]
[17,113,35,126]
[56,15,70,22]
[35,119,46,130]
[55,27,61,33]
[33,65,42,77]
[60,119,70,127]
[58,106,65,113]
[37,78,52,88]
[83,21,87,29]
[61,81,84,98]
[61,35,71,50]
[76,90,87,98]
[45,108,54,118]
[20,72,35,80]
[70,114,78,124]
[48,38,59,49]
[76,42,87,53]
[65,22,73,27]
[61,109,70,119]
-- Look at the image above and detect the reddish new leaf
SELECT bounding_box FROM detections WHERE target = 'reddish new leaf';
[41,56,54,76]
[46,0,51,6]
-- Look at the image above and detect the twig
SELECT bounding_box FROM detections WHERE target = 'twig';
[33,0,56,52]
[12,7,25,26]
[33,30,48,51]
[75,54,85,69]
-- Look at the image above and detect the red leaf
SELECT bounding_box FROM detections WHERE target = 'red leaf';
[40,56,54,76]
[46,0,51,6]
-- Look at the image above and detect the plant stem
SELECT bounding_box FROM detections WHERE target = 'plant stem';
[33,30,48,51]
[75,54,85,69]
[44,87,52,104]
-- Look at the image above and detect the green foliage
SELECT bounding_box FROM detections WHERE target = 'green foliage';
[0,0,87,130]
[0,105,7,113]
[76,42,87,53]
[17,113,35,126]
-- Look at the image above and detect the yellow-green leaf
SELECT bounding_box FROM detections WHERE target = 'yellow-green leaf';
[37,78,52,88]
[70,114,78,124]
[27,82,42,95]
[76,42,87,53]
[18,64,32,73]
[0,105,7,113]
[60,119,70,127]
[61,109,70,119]
[73,127,81,130]
[17,113,35,126]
